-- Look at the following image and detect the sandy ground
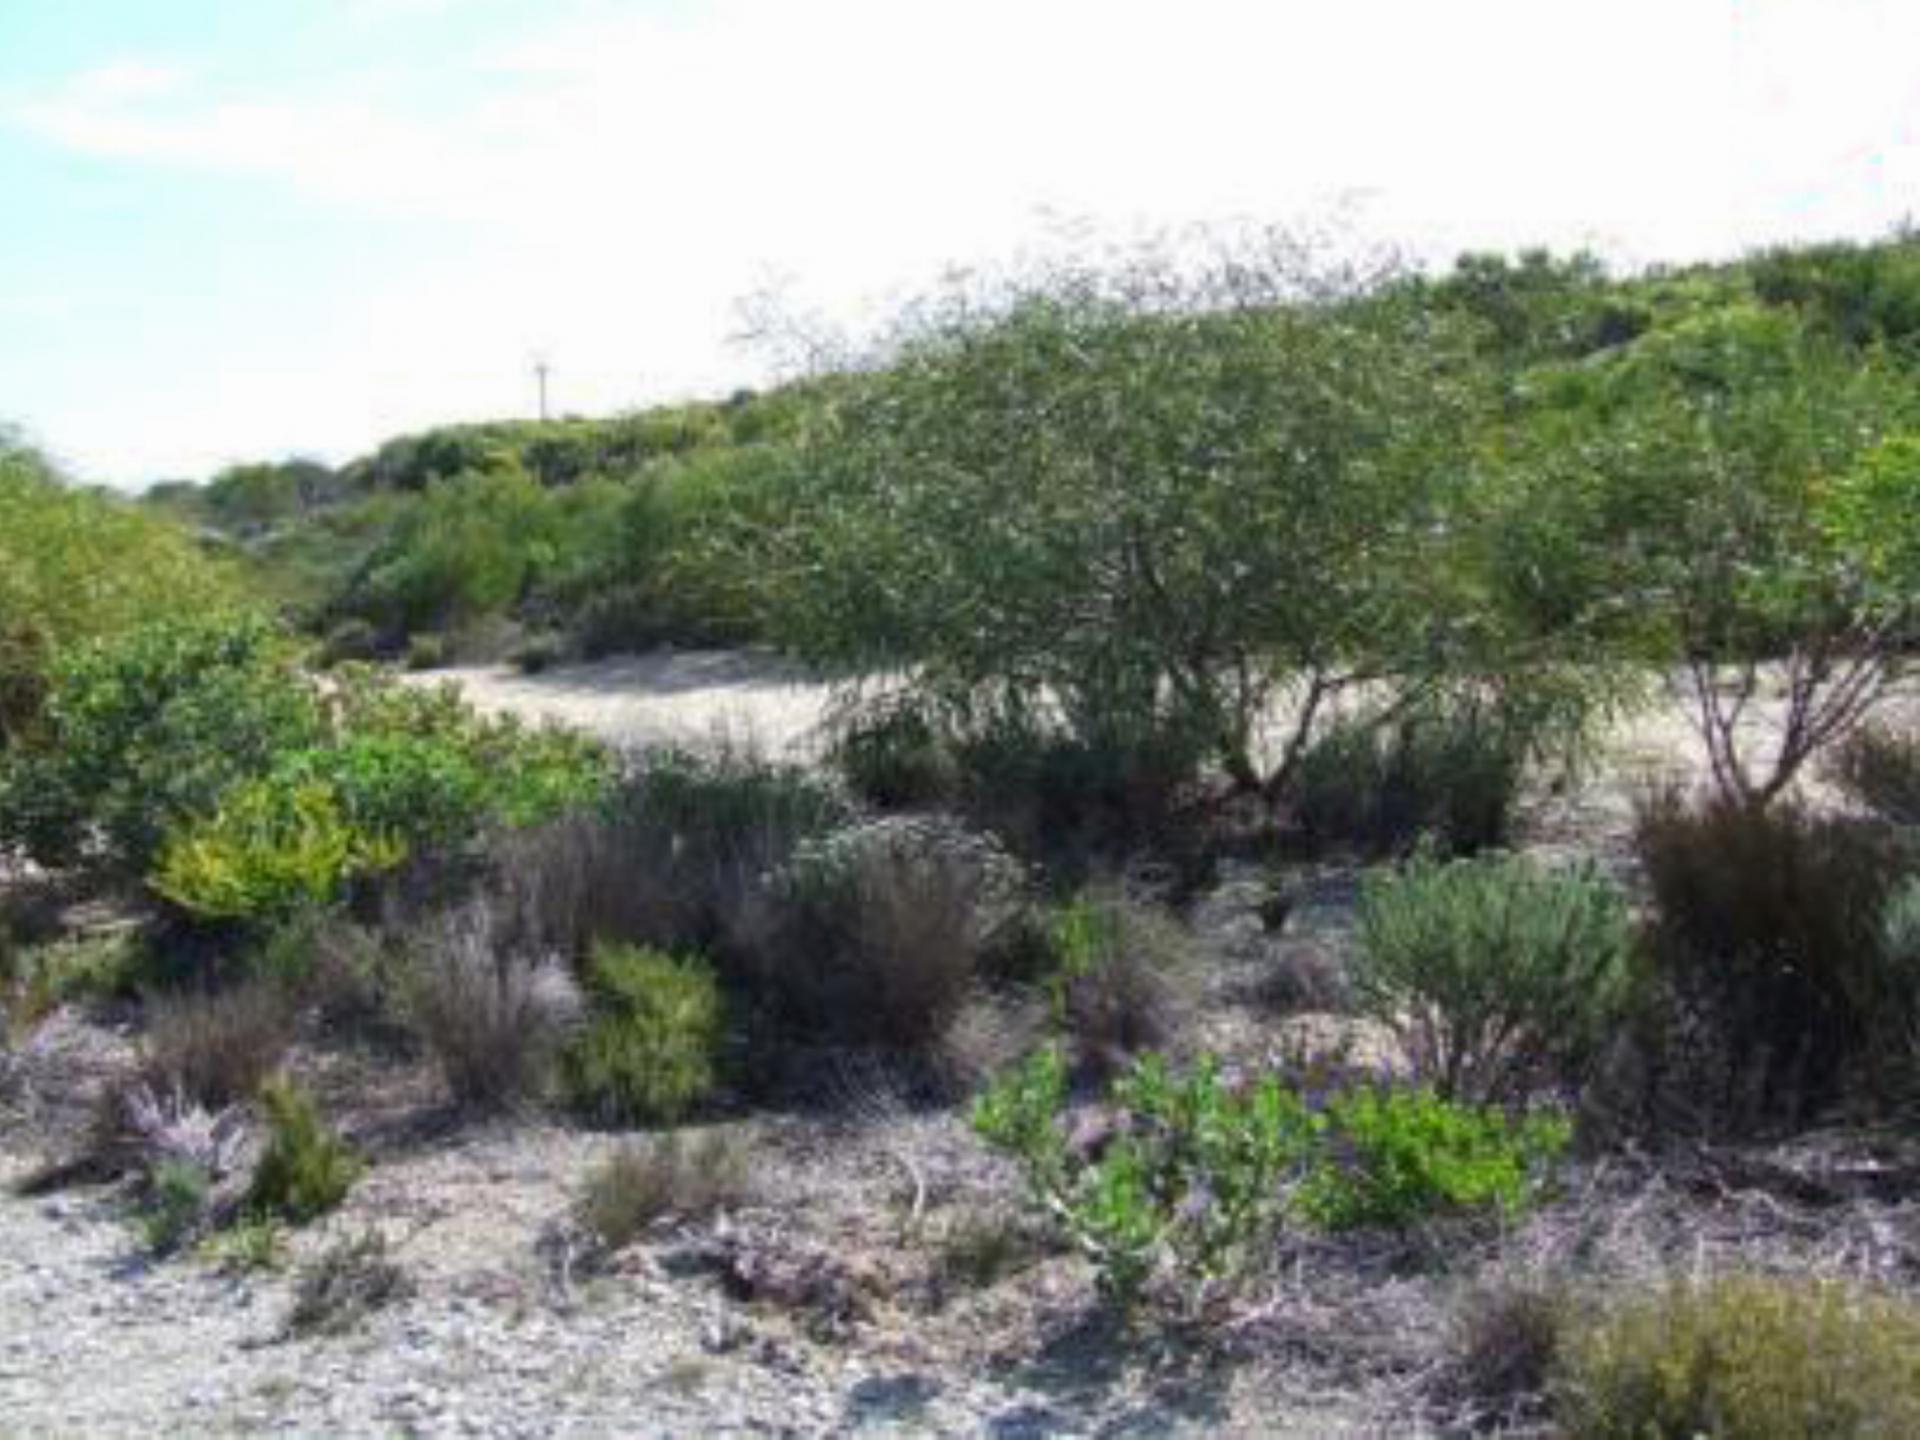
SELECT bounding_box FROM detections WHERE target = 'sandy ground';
[423,651,839,760]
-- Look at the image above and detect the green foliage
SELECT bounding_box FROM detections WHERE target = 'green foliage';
[0,612,322,874]
[973,1049,1567,1307]
[974,1048,1317,1306]
[1288,698,1532,858]
[562,945,725,1126]
[0,438,244,747]
[150,673,608,924]
[141,1159,212,1254]
[1293,1085,1570,1231]
[246,1076,362,1224]
[1353,852,1635,1102]
[151,779,403,920]
[1488,305,1920,804]
[1634,792,1919,1128]
[1748,234,1920,352]
[1420,249,1649,364]
[762,244,1486,800]
[829,699,960,811]
[1555,1274,1920,1440]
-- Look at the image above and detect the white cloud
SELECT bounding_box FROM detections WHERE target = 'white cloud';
[11,0,1920,482]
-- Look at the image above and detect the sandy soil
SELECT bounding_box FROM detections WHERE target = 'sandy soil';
[422,651,839,760]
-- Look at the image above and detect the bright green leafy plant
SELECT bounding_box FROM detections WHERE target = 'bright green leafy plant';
[974,1049,1570,1308]
[1293,1085,1571,1231]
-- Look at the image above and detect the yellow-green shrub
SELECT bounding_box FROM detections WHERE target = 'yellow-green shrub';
[151,781,404,921]
[562,945,724,1125]
[1555,1274,1920,1439]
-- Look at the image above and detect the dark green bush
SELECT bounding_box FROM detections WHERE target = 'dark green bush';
[830,699,960,811]
[1353,852,1635,1102]
[1634,792,1918,1128]
[1288,702,1528,858]
[562,944,724,1126]
[1827,722,1920,826]
[246,1076,362,1224]
[140,1159,212,1254]
[1555,1274,1920,1439]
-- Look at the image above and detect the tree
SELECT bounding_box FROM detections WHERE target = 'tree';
[1489,306,1920,806]
[761,241,1492,796]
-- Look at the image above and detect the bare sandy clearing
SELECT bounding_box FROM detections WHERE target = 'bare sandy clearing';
[421,650,837,758]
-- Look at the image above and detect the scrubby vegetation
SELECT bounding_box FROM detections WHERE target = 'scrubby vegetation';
[7,228,1920,1433]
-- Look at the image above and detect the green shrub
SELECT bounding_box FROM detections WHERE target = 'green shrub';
[578,1131,751,1249]
[831,700,960,811]
[1353,852,1635,1103]
[973,1048,1316,1307]
[0,440,244,747]
[974,1049,1571,1307]
[1634,792,1918,1128]
[1828,722,1920,825]
[151,680,609,925]
[140,1159,212,1254]
[1293,1085,1570,1231]
[562,945,724,1126]
[150,779,403,921]
[1288,701,1529,858]
[246,1076,362,1224]
[1555,1274,1920,1439]
[0,613,323,874]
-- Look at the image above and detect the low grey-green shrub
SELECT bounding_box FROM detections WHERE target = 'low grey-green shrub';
[562,945,724,1126]
[407,902,582,1109]
[578,1131,750,1249]
[735,815,1024,1055]
[1353,852,1635,1103]
[285,1230,413,1337]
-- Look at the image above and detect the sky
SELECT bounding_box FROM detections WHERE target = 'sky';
[2,0,1918,489]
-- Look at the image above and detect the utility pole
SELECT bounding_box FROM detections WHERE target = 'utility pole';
[533,355,551,421]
